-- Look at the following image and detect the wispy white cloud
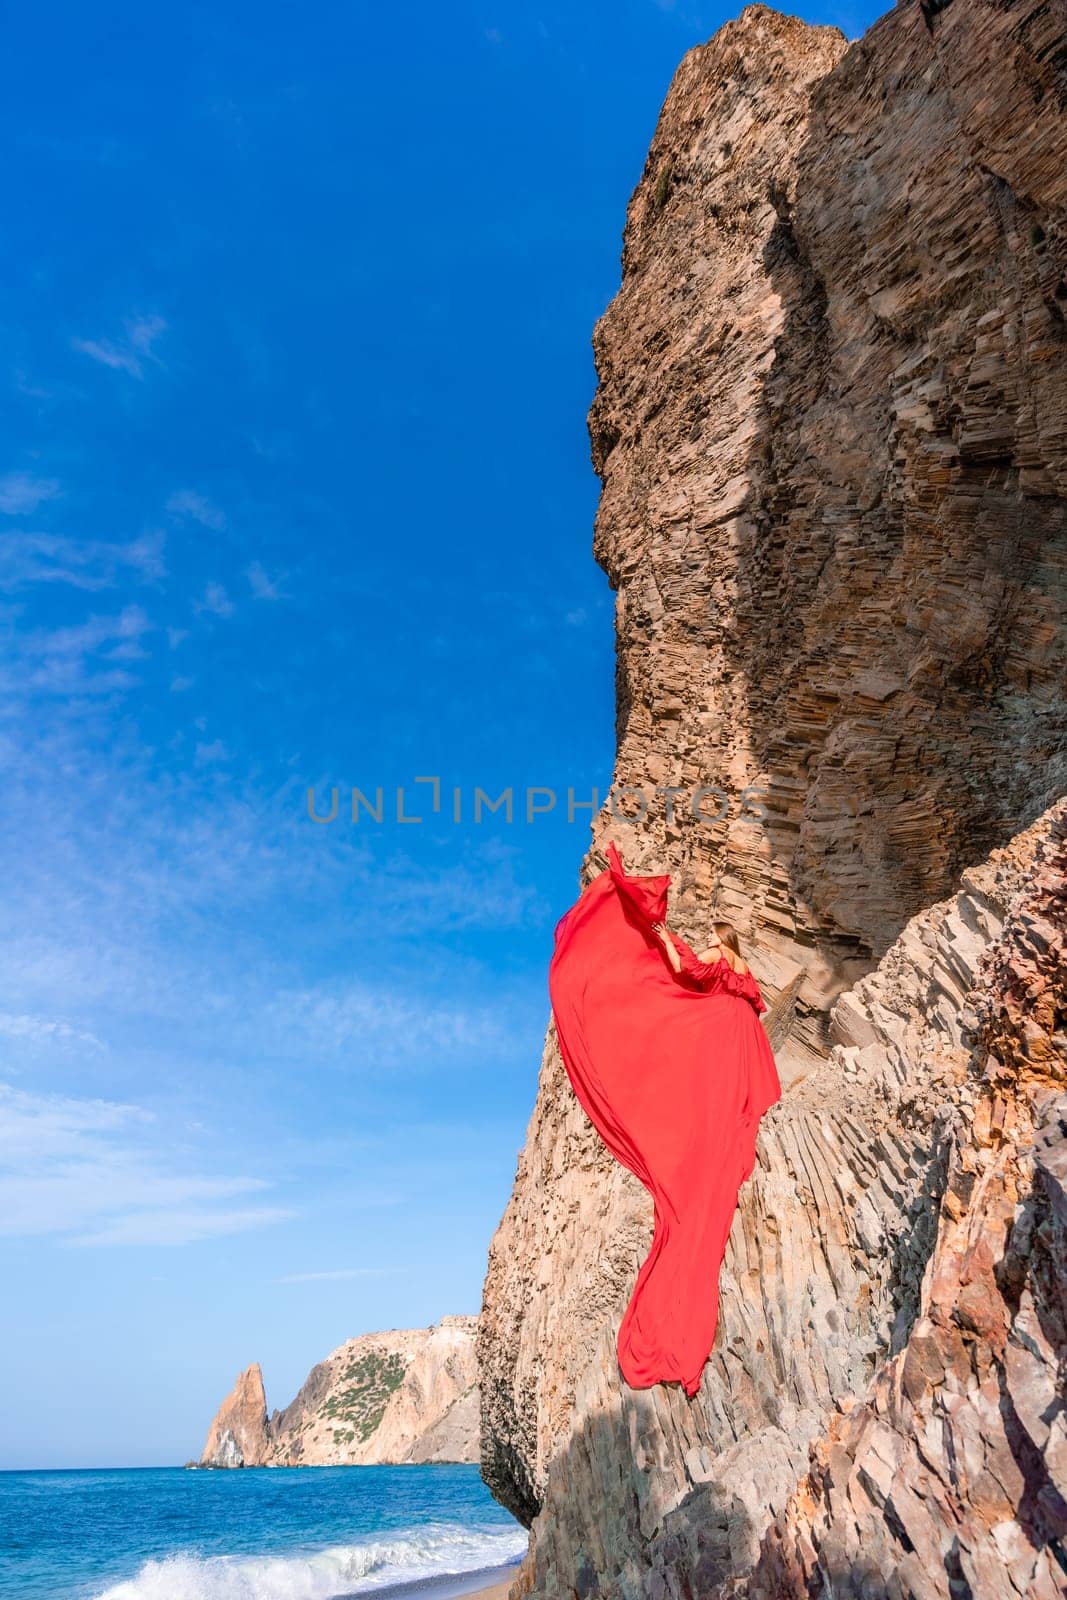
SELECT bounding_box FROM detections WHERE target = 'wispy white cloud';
[0,529,165,592]
[246,560,286,600]
[0,604,152,698]
[166,490,226,532]
[71,314,167,380]
[0,1011,104,1052]
[0,472,61,515]
[0,1086,146,1157]
[265,979,508,1058]
[21,607,151,659]
[0,714,545,1113]
[275,1266,405,1284]
[370,846,547,933]
[194,738,228,766]
[0,1084,293,1248]
[76,1206,293,1248]
[72,337,139,375]
[13,371,52,402]
[194,580,233,618]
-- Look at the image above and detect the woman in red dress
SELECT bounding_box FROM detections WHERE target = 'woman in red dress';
[548,840,781,1398]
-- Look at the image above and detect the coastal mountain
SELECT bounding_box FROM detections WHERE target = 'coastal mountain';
[200,1317,479,1467]
[478,1,1066,1596]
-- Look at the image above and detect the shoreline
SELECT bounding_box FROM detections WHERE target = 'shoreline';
[339,1559,522,1600]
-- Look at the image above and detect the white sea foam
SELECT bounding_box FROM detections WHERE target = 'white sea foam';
[91,1522,527,1600]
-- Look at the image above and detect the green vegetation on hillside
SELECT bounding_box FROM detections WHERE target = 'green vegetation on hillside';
[323,1350,407,1445]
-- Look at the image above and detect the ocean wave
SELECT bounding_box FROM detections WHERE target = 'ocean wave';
[91,1522,527,1600]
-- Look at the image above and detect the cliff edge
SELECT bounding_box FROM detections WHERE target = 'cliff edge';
[479,1,1067,1594]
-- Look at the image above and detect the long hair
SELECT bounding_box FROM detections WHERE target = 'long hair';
[713,920,742,959]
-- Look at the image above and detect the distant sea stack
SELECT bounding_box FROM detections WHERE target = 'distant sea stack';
[200,1317,480,1467]
[200,1361,271,1468]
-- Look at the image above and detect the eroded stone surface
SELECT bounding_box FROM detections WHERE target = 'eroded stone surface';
[586,0,1067,1076]
[751,808,1067,1599]
[478,1,1067,1592]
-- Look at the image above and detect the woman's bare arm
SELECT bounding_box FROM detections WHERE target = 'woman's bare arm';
[650,922,683,974]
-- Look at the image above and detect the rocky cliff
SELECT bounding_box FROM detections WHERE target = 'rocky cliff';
[587,0,1066,1079]
[199,1316,479,1467]
[479,1,1067,1594]
[199,1360,271,1469]
[751,806,1067,1599]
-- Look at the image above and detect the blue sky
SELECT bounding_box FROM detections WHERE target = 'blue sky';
[0,0,880,1469]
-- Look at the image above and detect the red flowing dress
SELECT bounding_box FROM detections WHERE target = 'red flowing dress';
[548,840,782,1397]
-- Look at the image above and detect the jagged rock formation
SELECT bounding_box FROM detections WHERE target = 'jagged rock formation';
[752,809,1067,1598]
[199,1317,479,1467]
[479,0,1067,1594]
[199,1361,271,1469]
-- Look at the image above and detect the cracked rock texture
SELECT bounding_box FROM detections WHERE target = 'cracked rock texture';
[587,0,1067,1079]
[478,1,1067,1594]
[751,805,1067,1599]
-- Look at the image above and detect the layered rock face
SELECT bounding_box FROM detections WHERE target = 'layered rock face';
[751,808,1067,1599]
[479,1,1067,1594]
[586,0,1067,1075]
[199,1317,479,1467]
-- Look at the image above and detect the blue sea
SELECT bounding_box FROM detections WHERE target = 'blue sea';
[0,1465,526,1600]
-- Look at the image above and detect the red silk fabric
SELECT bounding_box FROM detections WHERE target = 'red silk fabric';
[548,840,782,1396]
